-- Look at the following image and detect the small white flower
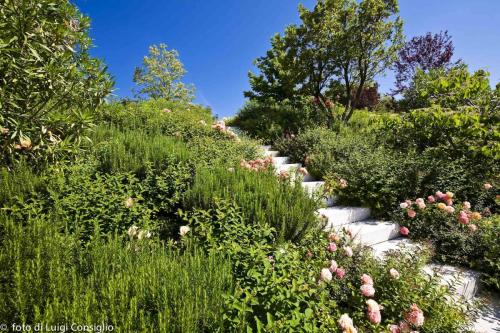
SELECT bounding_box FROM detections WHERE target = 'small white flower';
[179,225,191,236]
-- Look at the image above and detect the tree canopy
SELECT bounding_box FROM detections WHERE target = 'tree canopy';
[245,0,403,122]
[133,44,195,101]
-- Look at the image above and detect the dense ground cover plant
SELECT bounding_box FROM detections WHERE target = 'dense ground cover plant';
[0,0,112,166]
[186,165,319,242]
[0,215,232,332]
[180,198,475,332]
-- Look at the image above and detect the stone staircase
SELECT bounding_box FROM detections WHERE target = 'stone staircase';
[261,145,499,332]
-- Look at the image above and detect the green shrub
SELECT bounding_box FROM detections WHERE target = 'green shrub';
[185,166,319,242]
[230,98,335,143]
[91,125,191,176]
[476,215,500,290]
[0,215,232,332]
[0,0,112,166]
[393,192,499,290]
[180,199,474,332]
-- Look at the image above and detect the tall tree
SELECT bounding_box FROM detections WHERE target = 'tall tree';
[245,0,403,122]
[133,44,195,101]
[393,31,456,96]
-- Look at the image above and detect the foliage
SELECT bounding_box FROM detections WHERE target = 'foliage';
[231,97,339,143]
[0,214,232,332]
[133,44,195,101]
[476,215,500,290]
[185,165,320,242]
[245,0,403,122]
[393,31,456,96]
[383,106,500,161]
[180,199,474,332]
[392,192,499,289]
[0,0,113,166]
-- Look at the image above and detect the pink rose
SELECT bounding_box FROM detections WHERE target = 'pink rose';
[463,201,471,210]
[389,268,400,279]
[427,195,435,203]
[400,202,408,209]
[398,321,411,333]
[338,313,354,330]
[360,284,375,297]
[327,242,338,252]
[458,211,469,225]
[435,191,445,200]
[445,198,453,206]
[329,260,338,272]
[399,226,409,236]
[343,246,353,257]
[361,274,374,285]
[335,268,346,279]
[407,209,416,218]
[339,178,348,189]
[367,309,381,324]
[405,304,424,327]
[484,183,493,190]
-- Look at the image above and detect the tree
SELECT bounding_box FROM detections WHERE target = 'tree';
[245,0,403,122]
[0,0,113,165]
[133,44,194,101]
[393,31,456,96]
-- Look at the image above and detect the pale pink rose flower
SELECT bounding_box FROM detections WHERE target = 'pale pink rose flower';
[360,284,375,297]
[435,191,445,200]
[367,310,381,324]
[483,183,493,190]
[458,211,469,225]
[327,242,337,252]
[399,226,409,236]
[339,178,348,189]
[405,304,424,327]
[463,201,471,210]
[320,268,333,282]
[407,209,416,218]
[389,268,400,279]
[335,268,346,279]
[445,198,453,206]
[343,246,353,257]
[416,201,426,209]
[389,324,401,333]
[329,260,338,272]
[366,299,381,312]
[361,274,374,285]
[444,205,455,214]
[427,195,436,203]
[338,313,354,330]
[400,202,409,209]
[415,198,424,204]
[468,224,477,232]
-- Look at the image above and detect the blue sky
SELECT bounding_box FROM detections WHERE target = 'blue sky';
[74,0,500,117]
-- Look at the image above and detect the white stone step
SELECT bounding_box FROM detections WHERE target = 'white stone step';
[261,145,272,151]
[264,150,280,157]
[277,163,301,173]
[346,220,400,246]
[319,206,371,228]
[370,238,420,258]
[302,172,315,182]
[474,293,500,332]
[272,156,289,167]
[302,181,336,206]
[423,264,481,300]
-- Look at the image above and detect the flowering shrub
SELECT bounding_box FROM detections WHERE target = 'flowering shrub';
[393,190,500,289]
[180,199,473,332]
